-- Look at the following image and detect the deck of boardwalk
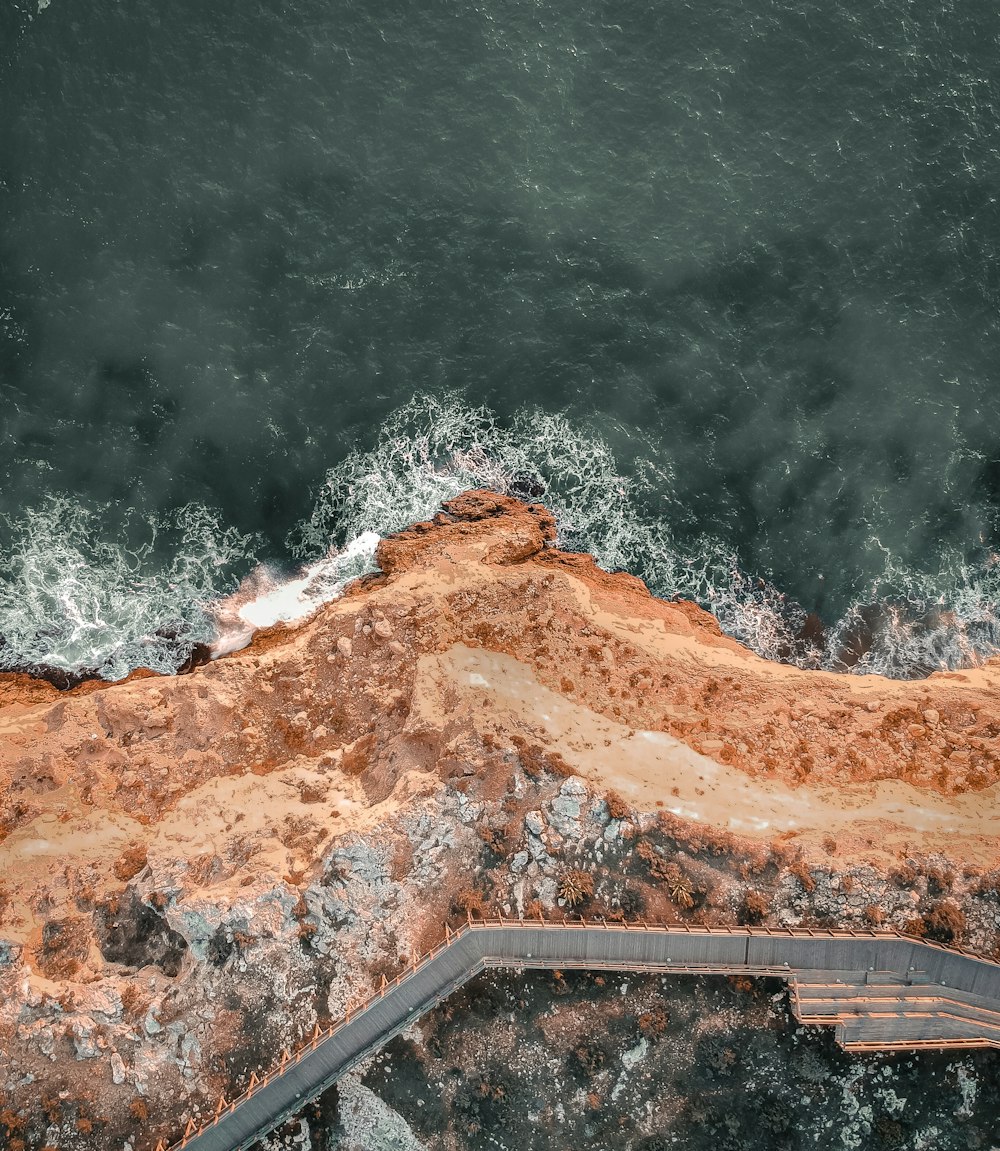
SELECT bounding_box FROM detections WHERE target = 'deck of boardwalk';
[164,921,1000,1151]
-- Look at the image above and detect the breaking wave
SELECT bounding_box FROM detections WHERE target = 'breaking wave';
[288,394,1000,680]
[0,499,254,681]
[1,394,998,681]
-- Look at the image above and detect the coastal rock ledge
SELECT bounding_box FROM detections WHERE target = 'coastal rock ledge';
[2,490,1000,1149]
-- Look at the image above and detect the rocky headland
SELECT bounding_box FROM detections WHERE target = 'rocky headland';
[2,491,1000,1150]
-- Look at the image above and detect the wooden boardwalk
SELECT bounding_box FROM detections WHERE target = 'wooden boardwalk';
[157,919,1000,1151]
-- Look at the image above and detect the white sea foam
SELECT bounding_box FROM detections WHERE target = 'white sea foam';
[2,394,998,682]
[210,531,381,656]
[0,498,254,679]
[285,394,1000,680]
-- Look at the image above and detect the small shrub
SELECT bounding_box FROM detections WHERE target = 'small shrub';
[617,886,647,918]
[453,889,487,918]
[605,791,631,822]
[570,1039,607,1078]
[738,890,770,926]
[926,865,954,897]
[636,838,664,875]
[789,861,816,893]
[863,904,885,927]
[923,901,966,944]
[663,864,695,909]
[637,1005,669,1041]
[559,870,594,908]
[120,983,145,1021]
[113,844,148,883]
[0,1109,26,1134]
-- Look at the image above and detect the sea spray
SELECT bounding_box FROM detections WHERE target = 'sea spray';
[1,397,998,681]
[210,531,381,656]
[290,394,1000,680]
[0,497,254,680]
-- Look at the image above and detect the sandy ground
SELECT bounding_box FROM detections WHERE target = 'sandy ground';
[433,645,1000,863]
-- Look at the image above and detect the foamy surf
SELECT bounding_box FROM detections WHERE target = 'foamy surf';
[0,498,254,681]
[209,530,381,657]
[0,394,998,682]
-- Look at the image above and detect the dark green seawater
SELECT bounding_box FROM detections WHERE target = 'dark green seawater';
[3,0,1000,678]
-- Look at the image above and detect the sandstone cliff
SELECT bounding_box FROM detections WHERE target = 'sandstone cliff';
[1,491,999,1149]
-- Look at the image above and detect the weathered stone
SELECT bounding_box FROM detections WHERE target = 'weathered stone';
[525,810,545,837]
[71,1016,99,1059]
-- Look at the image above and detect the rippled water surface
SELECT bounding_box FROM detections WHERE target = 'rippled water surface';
[2,0,1000,677]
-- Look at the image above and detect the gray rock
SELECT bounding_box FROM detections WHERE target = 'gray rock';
[559,777,589,798]
[0,939,22,967]
[528,836,548,862]
[511,851,530,873]
[525,810,545,837]
[71,1017,99,1059]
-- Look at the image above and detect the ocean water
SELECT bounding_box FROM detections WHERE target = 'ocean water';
[2,0,1000,680]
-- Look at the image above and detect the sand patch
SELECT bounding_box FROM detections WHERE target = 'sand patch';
[432,645,1000,864]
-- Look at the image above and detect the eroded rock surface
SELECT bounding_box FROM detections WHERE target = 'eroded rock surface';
[1,491,1000,1150]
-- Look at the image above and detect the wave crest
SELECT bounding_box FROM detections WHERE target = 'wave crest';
[291,394,1000,680]
[2,395,998,682]
[0,498,254,680]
